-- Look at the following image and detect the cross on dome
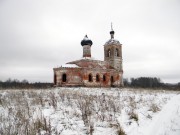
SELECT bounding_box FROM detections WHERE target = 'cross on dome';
[110,23,115,39]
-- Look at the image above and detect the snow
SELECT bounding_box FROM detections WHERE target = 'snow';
[61,64,79,68]
[83,37,89,40]
[81,57,94,60]
[83,35,90,41]
[0,88,179,135]
[143,94,180,135]
[105,39,120,45]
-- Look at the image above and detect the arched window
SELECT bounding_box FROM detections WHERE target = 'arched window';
[54,74,57,85]
[103,74,106,82]
[96,74,100,82]
[107,49,111,57]
[115,48,119,57]
[111,76,114,86]
[111,76,114,83]
[62,73,67,82]
[89,74,93,82]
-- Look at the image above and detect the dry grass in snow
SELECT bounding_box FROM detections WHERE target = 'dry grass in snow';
[0,87,179,135]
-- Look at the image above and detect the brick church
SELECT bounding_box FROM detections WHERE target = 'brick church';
[53,26,123,87]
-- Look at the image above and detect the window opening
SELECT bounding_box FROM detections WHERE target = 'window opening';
[111,76,114,83]
[62,74,67,82]
[96,74,100,82]
[89,74,93,82]
[107,49,111,57]
[115,48,119,57]
[54,74,57,85]
[103,75,106,82]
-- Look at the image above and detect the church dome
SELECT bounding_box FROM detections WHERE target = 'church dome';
[81,35,93,46]
[105,23,121,45]
[105,29,121,45]
[110,30,115,35]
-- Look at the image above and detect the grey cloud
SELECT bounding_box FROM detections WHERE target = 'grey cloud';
[0,0,180,83]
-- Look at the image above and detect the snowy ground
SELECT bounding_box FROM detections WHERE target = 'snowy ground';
[0,87,179,135]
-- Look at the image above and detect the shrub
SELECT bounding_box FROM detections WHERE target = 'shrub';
[149,103,160,113]
[129,111,139,122]
[116,123,126,135]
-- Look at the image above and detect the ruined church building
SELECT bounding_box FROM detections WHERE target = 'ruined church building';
[53,26,123,87]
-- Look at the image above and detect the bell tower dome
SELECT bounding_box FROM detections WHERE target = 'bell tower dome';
[104,24,123,72]
[81,35,93,58]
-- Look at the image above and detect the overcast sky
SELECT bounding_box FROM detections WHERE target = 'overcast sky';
[0,0,180,83]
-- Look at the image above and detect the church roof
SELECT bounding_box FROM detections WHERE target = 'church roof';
[105,39,121,45]
[67,59,113,69]
[61,64,79,68]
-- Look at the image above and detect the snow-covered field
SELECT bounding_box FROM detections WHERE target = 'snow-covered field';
[0,87,180,135]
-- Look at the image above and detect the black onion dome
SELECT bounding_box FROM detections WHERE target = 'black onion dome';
[81,35,93,46]
[110,30,115,34]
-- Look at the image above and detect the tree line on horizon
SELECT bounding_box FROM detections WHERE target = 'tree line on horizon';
[0,77,179,90]
[123,77,180,90]
[0,78,53,89]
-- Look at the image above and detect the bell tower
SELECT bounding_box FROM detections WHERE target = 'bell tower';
[104,24,123,72]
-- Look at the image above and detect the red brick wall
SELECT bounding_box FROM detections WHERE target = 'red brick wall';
[54,67,123,87]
